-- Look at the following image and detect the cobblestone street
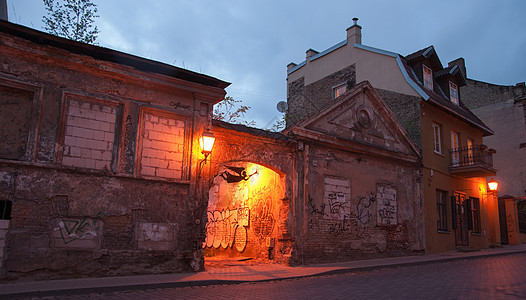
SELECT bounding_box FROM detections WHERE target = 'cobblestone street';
[41,253,526,300]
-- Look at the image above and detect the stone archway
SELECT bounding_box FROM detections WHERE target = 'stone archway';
[203,162,286,260]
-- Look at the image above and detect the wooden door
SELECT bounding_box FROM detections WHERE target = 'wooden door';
[454,193,469,247]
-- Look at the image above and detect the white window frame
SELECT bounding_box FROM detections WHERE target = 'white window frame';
[449,81,459,105]
[432,122,442,154]
[451,130,459,164]
[333,83,347,99]
[423,65,433,90]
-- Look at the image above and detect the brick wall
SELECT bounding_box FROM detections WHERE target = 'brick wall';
[376,88,423,149]
[287,64,356,126]
[139,112,186,180]
[0,85,34,160]
[62,98,118,171]
[0,220,8,272]
[299,144,422,264]
[461,79,523,110]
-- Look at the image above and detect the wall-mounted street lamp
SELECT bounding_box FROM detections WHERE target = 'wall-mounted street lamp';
[480,178,499,205]
[199,129,215,163]
[198,129,215,178]
[488,178,498,193]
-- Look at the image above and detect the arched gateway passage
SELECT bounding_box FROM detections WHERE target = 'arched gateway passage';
[203,162,286,260]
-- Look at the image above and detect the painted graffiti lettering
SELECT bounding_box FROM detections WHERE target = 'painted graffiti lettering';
[356,195,375,227]
[328,215,351,236]
[169,101,191,110]
[327,192,348,215]
[251,186,275,238]
[377,185,397,225]
[308,197,327,216]
[323,177,350,221]
[58,217,99,244]
[203,207,249,252]
[378,206,396,224]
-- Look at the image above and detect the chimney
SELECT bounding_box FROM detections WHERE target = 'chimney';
[305,48,319,62]
[287,62,297,72]
[0,0,7,21]
[448,58,467,79]
[346,17,362,45]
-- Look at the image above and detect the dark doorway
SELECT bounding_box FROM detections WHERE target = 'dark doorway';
[454,193,469,247]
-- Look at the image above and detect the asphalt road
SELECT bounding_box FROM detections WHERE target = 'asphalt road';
[38,253,526,299]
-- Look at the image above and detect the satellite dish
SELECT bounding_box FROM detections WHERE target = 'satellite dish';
[276,101,288,113]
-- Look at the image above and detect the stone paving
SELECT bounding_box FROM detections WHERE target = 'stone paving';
[2,244,526,299]
[19,253,526,299]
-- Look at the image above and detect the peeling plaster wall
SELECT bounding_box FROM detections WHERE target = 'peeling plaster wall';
[296,144,424,264]
[1,166,193,280]
[0,25,226,281]
[204,162,285,259]
[204,122,295,264]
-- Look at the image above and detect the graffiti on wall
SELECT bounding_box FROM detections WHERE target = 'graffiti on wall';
[309,184,377,238]
[220,166,258,183]
[203,207,250,252]
[250,186,275,238]
[356,194,376,227]
[324,177,351,221]
[308,197,328,217]
[377,185,397,225]
[58,217,99,244]
[205,163,281,255]
[52,217,103,248]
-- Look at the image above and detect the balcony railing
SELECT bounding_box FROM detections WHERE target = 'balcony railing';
[449,145,496,177]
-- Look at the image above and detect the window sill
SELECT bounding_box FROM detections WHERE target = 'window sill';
[433,151,445,157]
[437,230,450,234]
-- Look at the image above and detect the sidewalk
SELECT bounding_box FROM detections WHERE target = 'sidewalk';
[1,244,526,299]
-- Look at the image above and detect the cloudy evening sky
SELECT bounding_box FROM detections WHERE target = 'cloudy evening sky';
[7,0,526,128]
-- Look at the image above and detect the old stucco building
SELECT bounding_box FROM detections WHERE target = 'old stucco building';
[287,19,499,253]
[202,82,425,265]
[453,58,526,244]
[0,19,229,279]
[0,20,426,280]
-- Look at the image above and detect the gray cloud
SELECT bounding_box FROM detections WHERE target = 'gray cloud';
[8,0,526,127]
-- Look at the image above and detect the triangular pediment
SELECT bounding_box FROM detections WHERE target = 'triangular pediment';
[286,81,420,161]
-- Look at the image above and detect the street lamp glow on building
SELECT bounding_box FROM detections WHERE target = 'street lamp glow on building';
[200,129,215,163]
[488,179,498,192]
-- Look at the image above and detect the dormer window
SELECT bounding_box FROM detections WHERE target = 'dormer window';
[333,83,347,99]
[423,65,433,90]
[449,81,459,105]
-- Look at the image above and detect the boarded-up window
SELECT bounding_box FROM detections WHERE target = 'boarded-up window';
[62,97,118,170]
[377,184,397,225]
[138,111,186,179]
[0,85,34,160]
[324,176,351,220]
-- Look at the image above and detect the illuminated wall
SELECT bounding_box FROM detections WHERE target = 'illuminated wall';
[204,162,285,258]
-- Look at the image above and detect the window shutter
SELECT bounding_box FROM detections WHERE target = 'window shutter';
[467,198,473,231]
[451,195,457,230]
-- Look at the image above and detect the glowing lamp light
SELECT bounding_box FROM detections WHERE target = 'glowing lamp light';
[199,129,215,161]
[488,179,498,192]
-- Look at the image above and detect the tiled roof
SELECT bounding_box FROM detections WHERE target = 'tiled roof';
[404,46,443,70]
[0,20,230,89]
[399,58,493,136]
[435,66,466,86]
